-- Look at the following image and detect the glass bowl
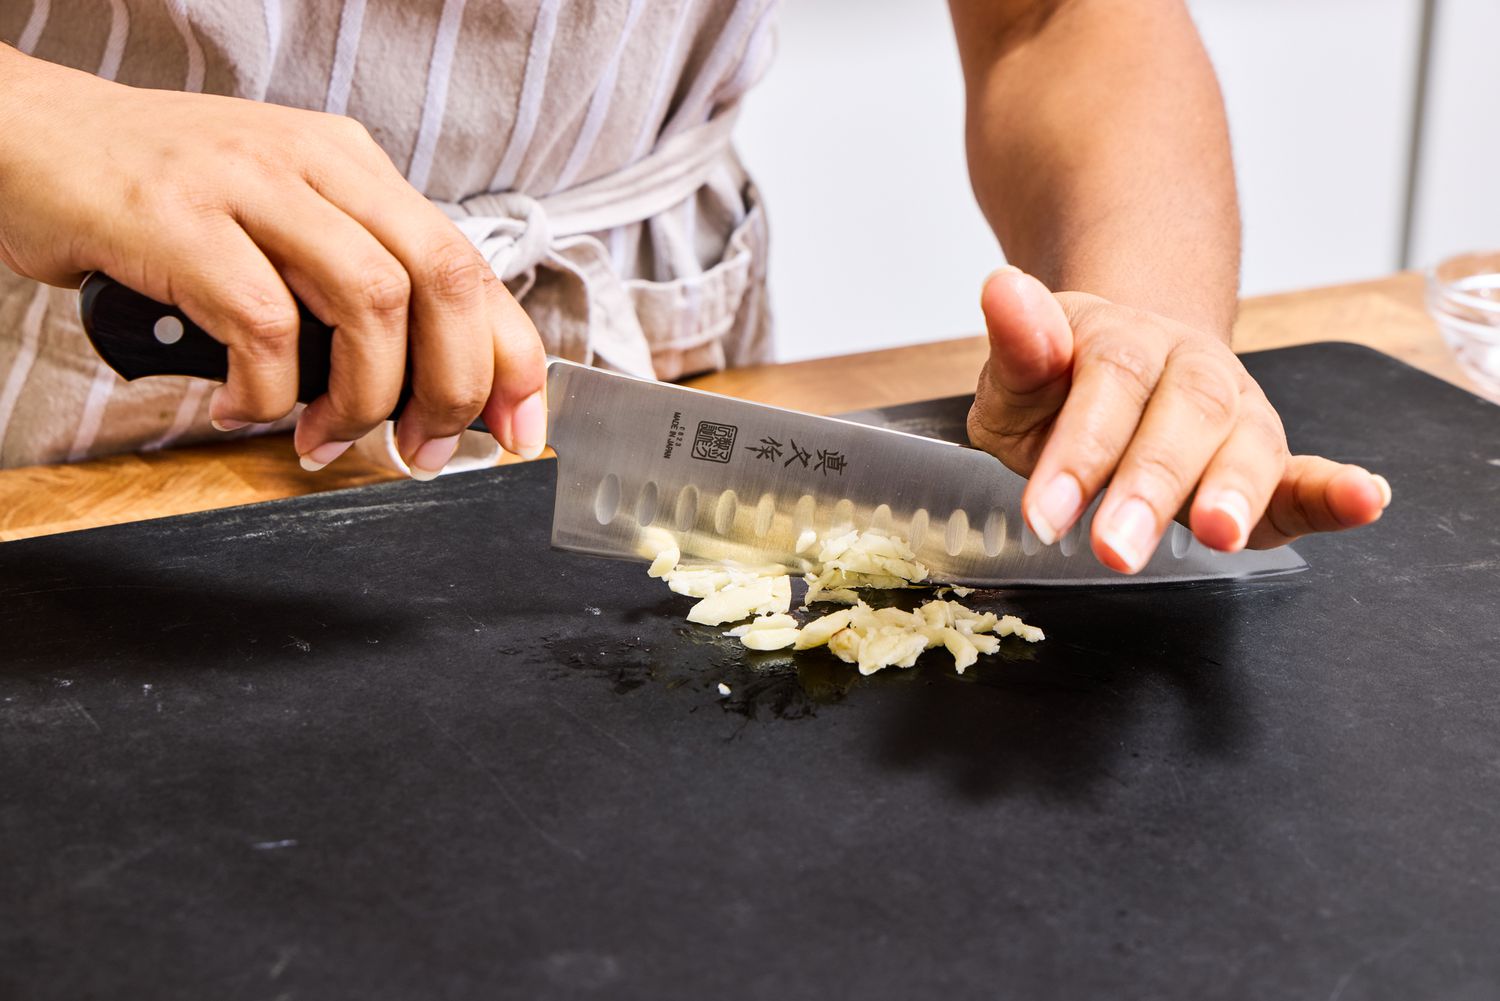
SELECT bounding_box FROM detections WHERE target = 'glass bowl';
[1426,251,1500,403]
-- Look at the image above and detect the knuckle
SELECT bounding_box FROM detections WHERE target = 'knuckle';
[354,262,412,319]
[209,132,251,162]
[152,174,219,218]
[1065,421,1126,475]
[421,382,489,428]
[1170,355,1239,427]
[1127,447,1192,502]
[966,405,1045,475]
[967,372,1048,443]
[331,116,390,164]
[1245,410,1289,457]
[1090,343,1159,403]
[223,292,298,346]
[1286,480,1319,535]
[302,110,371,146]
[422,244,492,304]
[1054,290,1106,316]
[239,398,293,424]
[331,114,373,142]
[324,393,390,431]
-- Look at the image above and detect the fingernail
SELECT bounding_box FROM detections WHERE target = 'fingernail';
[511,391,547,460]
[208,388,248,432]
[1098,498,1158,572]
[1371,473,1392,509]
[1028,472,1083,546]
[981,265,1022,303]
[299,439,354,473]
[408,433,461,481]
[1210,488,1252,550]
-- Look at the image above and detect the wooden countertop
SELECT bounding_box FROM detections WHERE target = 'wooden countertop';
[0,271,1473,542]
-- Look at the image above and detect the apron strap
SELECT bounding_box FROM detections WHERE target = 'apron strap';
[435,108,741,281]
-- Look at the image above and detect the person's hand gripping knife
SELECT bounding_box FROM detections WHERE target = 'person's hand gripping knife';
[0,44,546,477]
[969,268,1392,572]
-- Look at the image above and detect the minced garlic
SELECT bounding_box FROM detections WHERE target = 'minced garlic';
[646,527,1043,675]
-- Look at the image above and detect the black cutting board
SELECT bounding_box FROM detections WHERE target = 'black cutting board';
[2,343,1498,1001]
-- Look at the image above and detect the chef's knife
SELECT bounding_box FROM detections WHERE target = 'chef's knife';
[79,272,1305,586]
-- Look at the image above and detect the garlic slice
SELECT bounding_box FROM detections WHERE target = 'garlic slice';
[647,539,680,580]
[645,526,1043,673]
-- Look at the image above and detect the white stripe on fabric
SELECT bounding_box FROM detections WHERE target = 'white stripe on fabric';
[0,285,50,465]
[144,378,211,453]
[487,0,562,192]
[681,195,699,276]
[98,0,130,81]
[552,0,648,192]
[262,0,284,80]
[65,0,135,464]
[325,0,368,115]
[714,0,778,106]
[165,0,206,93]
[66,364,119,463]
[608,226,627,273]
[659,0,766,142]
[627,2,695,162]
[405,0,469,193]
[16,0,50,53]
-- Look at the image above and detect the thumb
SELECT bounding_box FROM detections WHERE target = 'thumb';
[967,265,1075,473]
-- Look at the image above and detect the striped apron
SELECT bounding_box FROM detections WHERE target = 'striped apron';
[0,0,778,470]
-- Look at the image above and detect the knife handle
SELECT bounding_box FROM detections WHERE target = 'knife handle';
[77,271,471,427]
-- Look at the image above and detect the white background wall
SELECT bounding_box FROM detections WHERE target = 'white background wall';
[736,0,1459,363]
[1190,0,1420,292]
[1409,0,1500,269]
[735,2,996,363]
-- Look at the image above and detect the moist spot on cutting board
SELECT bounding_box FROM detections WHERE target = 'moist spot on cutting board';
[544,587,1045,723]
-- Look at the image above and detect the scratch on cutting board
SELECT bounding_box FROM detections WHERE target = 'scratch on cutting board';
[419,708,585,862]
[290,498,449,524]
[1415,558,1500,574]
[252,839,298,851]
[1284,832,1321,874]
[268,945,298,980]
[1326,934,1419,1001]
[215,529,278,543]
[0,583,191,601]
[72,838,168,891]
[1388,854,1500,895]
[68,699,101,732]
[1168,765,1187,806]
[547,698,638,760]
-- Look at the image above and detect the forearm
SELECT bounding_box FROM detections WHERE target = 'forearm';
[950,0,1239,339]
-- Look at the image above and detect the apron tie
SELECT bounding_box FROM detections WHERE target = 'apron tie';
[434,107,743,368]
[448,191,554,283]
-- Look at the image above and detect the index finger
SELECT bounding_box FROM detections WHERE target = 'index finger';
[1020,324,1171,546]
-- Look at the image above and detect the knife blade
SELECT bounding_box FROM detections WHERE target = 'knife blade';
[79,272,1305,586]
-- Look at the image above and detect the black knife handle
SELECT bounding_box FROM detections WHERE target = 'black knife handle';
[77,272,458,425]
